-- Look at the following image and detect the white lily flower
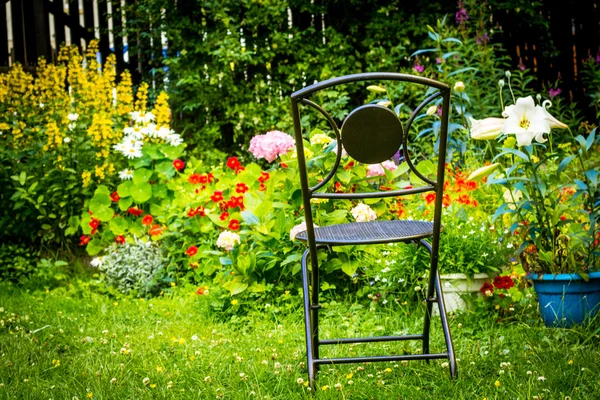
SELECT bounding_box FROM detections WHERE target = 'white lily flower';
[469,117,504,140]
[541,100,568,129]
[502,96,550,147]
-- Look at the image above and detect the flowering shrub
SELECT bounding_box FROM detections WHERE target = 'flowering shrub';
[469,72,600,275]
[93,237,168,296]
[0,42,171,248]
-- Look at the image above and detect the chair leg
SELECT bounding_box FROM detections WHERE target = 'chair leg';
[301,248,320,390]
[433,266,457,378]
[419,240,435,358]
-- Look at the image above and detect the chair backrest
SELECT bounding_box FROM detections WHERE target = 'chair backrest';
[290,72,451,240]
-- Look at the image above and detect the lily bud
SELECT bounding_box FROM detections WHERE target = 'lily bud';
[426,105,438,115]
[469,117,504,140]
[536,94,542,102]
[505,71,511,78]
[498,79,505,88]
[467,163,501,181]
[454,81,466,93]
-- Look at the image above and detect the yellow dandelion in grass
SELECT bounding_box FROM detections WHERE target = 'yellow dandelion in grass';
[156,365,163,373]
[321,385,329,391]
[52,359,60,367]
[86,393,93,399]
[179,338,185,345]
[346,372,353,379]
[150,384,157,389]
[385,367,392,373]
[113,302,118,307]
[495,380,501,387]
[231,299,239,305]
[568,360,573,365]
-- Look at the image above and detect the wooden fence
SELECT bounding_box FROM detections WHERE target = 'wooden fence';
[1,0,599,96]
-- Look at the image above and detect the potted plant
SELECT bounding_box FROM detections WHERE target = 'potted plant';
[468,72,600,327]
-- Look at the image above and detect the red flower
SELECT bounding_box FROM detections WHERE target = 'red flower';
[425,192,436,204]
[187,208,197,217]
[149,224,164,237]
[480,282,494,295]
[280,162,288,168]
[493,276,515,290]
[173,159,185,171]
[226,156,241,171]
[560,215,567,221]
[228,219,241,230]
[196,286,206,296]
[228,195,244,210]
[89,218,100,230]
[110,191,120,202]
[199,174,208,184]
[210,191,224,202]
[235,166,245,174]
[185,245,198,257]
[344,161,355,170]
[207,172,215,183]
[259,183,266,191]
[128,207,143,216]
[258,171,270,183]
[335,182,343,193]
[142,215,154,225]
[188,173,202,184]
[457,194,472,205]
[220,212,229,221]
[115,235,125,244]
[235,183,249,194]
[196,206,206,217]
[80,235,91,246]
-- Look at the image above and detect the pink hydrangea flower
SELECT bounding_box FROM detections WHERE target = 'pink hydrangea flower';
[249,130,295,163]
[366,161,397,177]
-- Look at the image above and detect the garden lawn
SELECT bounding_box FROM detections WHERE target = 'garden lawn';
[1,283,599,399]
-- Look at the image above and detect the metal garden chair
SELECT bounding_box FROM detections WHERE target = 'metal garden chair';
[290,72,457,387]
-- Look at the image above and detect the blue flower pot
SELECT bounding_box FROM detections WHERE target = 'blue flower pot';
[529,272,600,327]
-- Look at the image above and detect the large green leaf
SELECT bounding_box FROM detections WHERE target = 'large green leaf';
[130,182,153,203]
[94,205,115,222]
[117,181,133,197]
[155,161,176,179]
[118,197,133,211]
[133,168,153,184]
[109,217,129,235]
[223,277,248,295]
[89,193,111,214]
[161,144,184,160]
[341,260,359,276]
[86,238,102,256]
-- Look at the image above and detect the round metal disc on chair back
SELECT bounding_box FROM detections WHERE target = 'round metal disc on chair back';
[340,104,403,164]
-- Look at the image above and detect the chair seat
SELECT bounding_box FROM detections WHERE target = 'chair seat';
[295,220,435,245]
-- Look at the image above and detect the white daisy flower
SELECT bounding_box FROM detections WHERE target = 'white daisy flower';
[67,113,79,121]
[166,133,184,147]
[156,126,173,139]
[63,137,71,143]
[142,123,159,138]
[90,257,103,267]
[119,169,133,180]
[124,126,145,140]
[124,142,143,159]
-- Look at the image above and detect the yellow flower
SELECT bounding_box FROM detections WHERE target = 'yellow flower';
[231,299,239,305]
[568,360,573,365]
[152,92,171,127]
[494,380,501,387]
[321,385,329,391]
[86,393,93,399]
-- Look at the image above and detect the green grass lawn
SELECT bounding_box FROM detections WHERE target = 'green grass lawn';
[1,282,599,399]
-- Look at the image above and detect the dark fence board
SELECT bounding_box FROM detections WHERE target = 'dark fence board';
[0,0,8,66]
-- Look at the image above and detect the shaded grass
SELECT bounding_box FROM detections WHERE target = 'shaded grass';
[0,282,599,399]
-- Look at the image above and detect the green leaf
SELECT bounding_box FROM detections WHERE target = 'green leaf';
[410,48,437,57]
[118,197,134,211]
[131,155,152,169]
[223,278,248,295]
[133,168,153,184]
[86,238,102,256]
[447,67,477,77]
[156,161,176,179]
[557,155,576,174]
[442,37,462,45]
[493,148,530,162]
[143,144,164,160]
[342,260,358,276]
[109,217,129,235]
[160,145,184,160]
[130,182,153,203]
[117,181,133,197]
[89,193,111,214]
[152,184,168,198]
[281,253,302,266]
[94,206,115,222]
[241,210,260,225]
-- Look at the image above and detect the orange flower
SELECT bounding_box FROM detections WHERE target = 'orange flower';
[142,215,154,225]
[228,219,241,230]
[425,192,436,204]
[149,224,164,237]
